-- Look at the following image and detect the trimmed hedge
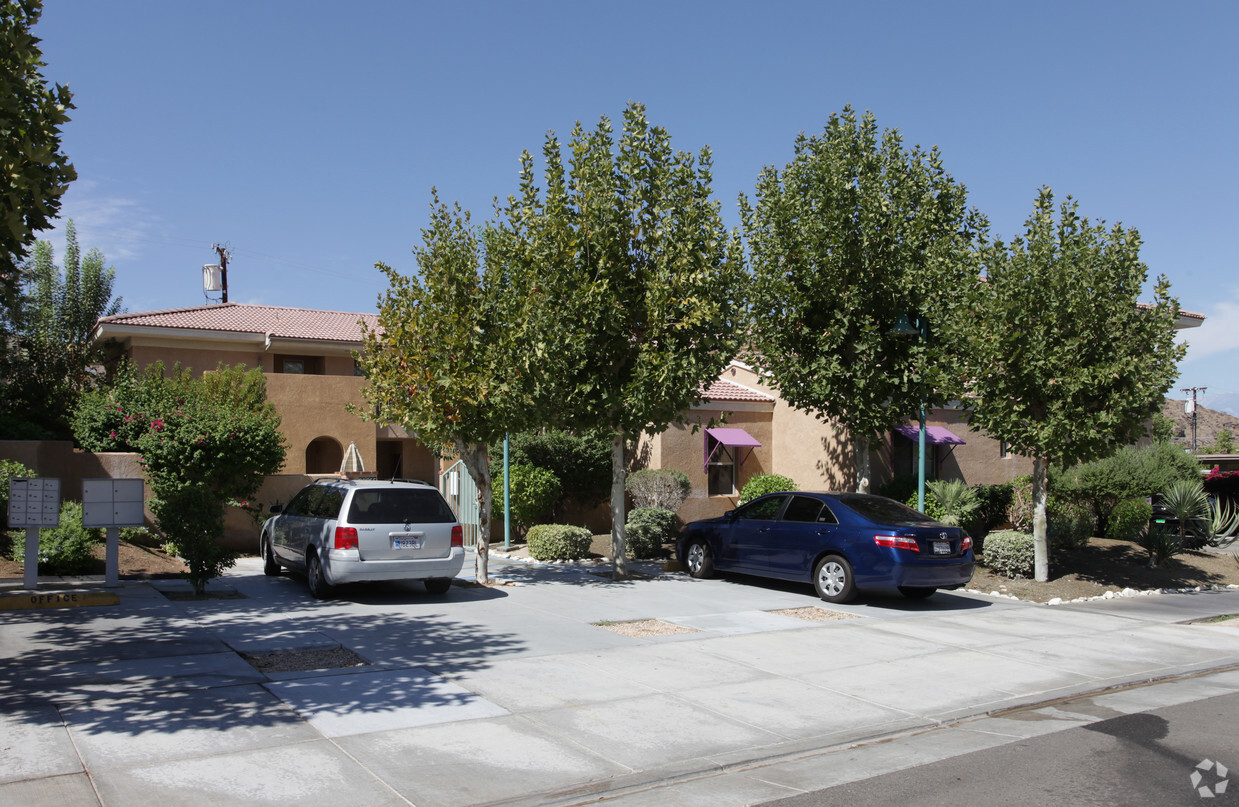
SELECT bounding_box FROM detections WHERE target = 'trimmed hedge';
[739,473,798,503]
[1048,500,1094,550]
[625,507,676,558]
[526,524,592,561]
[980,530,1035,578]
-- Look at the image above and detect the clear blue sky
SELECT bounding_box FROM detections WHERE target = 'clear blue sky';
[31,1,1239,408]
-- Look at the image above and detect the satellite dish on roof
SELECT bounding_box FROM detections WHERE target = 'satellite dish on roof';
[203,264,223,292]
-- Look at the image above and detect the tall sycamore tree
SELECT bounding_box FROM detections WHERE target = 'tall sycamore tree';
[742,107,983,492]
[962,187,1184,581]
[356,193,532,584]
[492,102,747,578]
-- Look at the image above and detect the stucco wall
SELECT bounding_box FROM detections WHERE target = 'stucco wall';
[129,344,262,375]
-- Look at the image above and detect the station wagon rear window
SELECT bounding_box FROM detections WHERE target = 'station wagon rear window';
[347,488,456,524]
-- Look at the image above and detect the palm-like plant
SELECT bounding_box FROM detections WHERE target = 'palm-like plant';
[1160,479,1209,547]
[926,480,980,526]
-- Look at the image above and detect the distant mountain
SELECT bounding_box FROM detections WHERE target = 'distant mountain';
[1163,399,1239,451]
[1202,393,1239,418]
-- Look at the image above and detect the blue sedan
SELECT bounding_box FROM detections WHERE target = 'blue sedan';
[677,492,974,603]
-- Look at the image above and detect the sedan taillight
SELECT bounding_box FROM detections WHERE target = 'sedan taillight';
[451,525,463,548]
[961,533,973,552]
[334,527,359,550]
[874,534,920,552]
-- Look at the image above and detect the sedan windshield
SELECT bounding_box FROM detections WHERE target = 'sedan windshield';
[835,494,939,526]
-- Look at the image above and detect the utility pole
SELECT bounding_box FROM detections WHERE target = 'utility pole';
[213,243,231,303]
[1181,386,1207,453]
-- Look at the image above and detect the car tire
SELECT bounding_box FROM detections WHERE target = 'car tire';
[685,540,714,579]
[424,577,452,595]
[814,555,856,603]
[898,586,936,599]
[261,535,281,576]
[307,551,333,599]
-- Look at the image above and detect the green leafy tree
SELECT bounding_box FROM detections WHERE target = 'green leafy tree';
[741,107,984,492]
[961,188,1184,581]
[1054,441,1200,535]
[1,0,76,309]
[1201,428,1235,454]
[73,362,287,593]
[2,221,122,437]
[356,193,533,584]
[490,102,747,578]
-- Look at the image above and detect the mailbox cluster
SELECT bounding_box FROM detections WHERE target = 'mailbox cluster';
[7,478,61,529]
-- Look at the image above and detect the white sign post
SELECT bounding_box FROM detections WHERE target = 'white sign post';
[82,479,145,587]
[7,478,61,591]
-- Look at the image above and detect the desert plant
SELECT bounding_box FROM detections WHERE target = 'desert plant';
[1134,525,1183,567]
[1204,497,1239,547]
[925,479,980,526]
[625,468,691,512]
[625,507,677,558]
[525,524,592,561]
[1105,498,1153,542]
[1047,499,1093,550]
[493,464,562,538]
[979,530,1035,578]
[739,473,798,503]
[1160,479,1209,549]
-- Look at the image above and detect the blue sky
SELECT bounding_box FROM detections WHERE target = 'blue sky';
[31,1,1239,409]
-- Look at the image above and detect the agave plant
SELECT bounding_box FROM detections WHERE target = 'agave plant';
[1135,525,1183,568]
[926,480,980,526]
[1159,479,1209,548]
[1204,497,1239,547]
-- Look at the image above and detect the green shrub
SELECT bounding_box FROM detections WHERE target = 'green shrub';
[970,483,1014,537]
[906,490,947,522]
[492,429,613,508]
[980,530,1035,578]
[1134,525,1182,567]
[526,524,593,560]
[1105,498,1152,542]
[25,501,105,574]
[1047,499,1093,550]
[625,507,677,558]
[626,468,691,512]
[739,473,797,503]
[1053,442,1200,537]
[493,464,562,537]
[1008,476,1034,532]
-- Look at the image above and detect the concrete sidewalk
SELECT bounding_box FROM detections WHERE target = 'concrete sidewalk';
[2,555,1239,806]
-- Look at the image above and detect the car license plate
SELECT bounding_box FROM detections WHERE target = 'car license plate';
[392,534,423,550]
[933,541,950,555]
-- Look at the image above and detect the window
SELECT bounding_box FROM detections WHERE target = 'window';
[707,446,736,496]
[782,495,824,523]
[276,355,324,375]
[999,440,1009,458]
[736,495,786,521]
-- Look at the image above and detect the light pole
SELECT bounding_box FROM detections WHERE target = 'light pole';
[891,314,929,513]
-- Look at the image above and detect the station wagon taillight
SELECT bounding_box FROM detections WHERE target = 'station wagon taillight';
[451,525,463,548]
[874,534,919,552]
[334,527,359,550]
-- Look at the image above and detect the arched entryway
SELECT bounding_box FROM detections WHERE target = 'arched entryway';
[305,436,344,474]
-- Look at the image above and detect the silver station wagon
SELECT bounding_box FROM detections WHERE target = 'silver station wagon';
[260,478,464,598]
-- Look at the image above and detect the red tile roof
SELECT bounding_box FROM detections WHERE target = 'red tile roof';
[96,303,378,343]
[699,378,775,403]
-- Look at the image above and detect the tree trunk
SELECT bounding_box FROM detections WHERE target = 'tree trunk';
[854,435,871,493]
[610,430,628,580]
[1032,455,1049,582]
[457,439,492,585]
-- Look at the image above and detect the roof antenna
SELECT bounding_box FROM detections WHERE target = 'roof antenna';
[389,453,402,483]
[203,243,231,304]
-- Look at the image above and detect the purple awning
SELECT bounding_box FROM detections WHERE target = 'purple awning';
[894,425,966,445]
[704,427,761,472]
